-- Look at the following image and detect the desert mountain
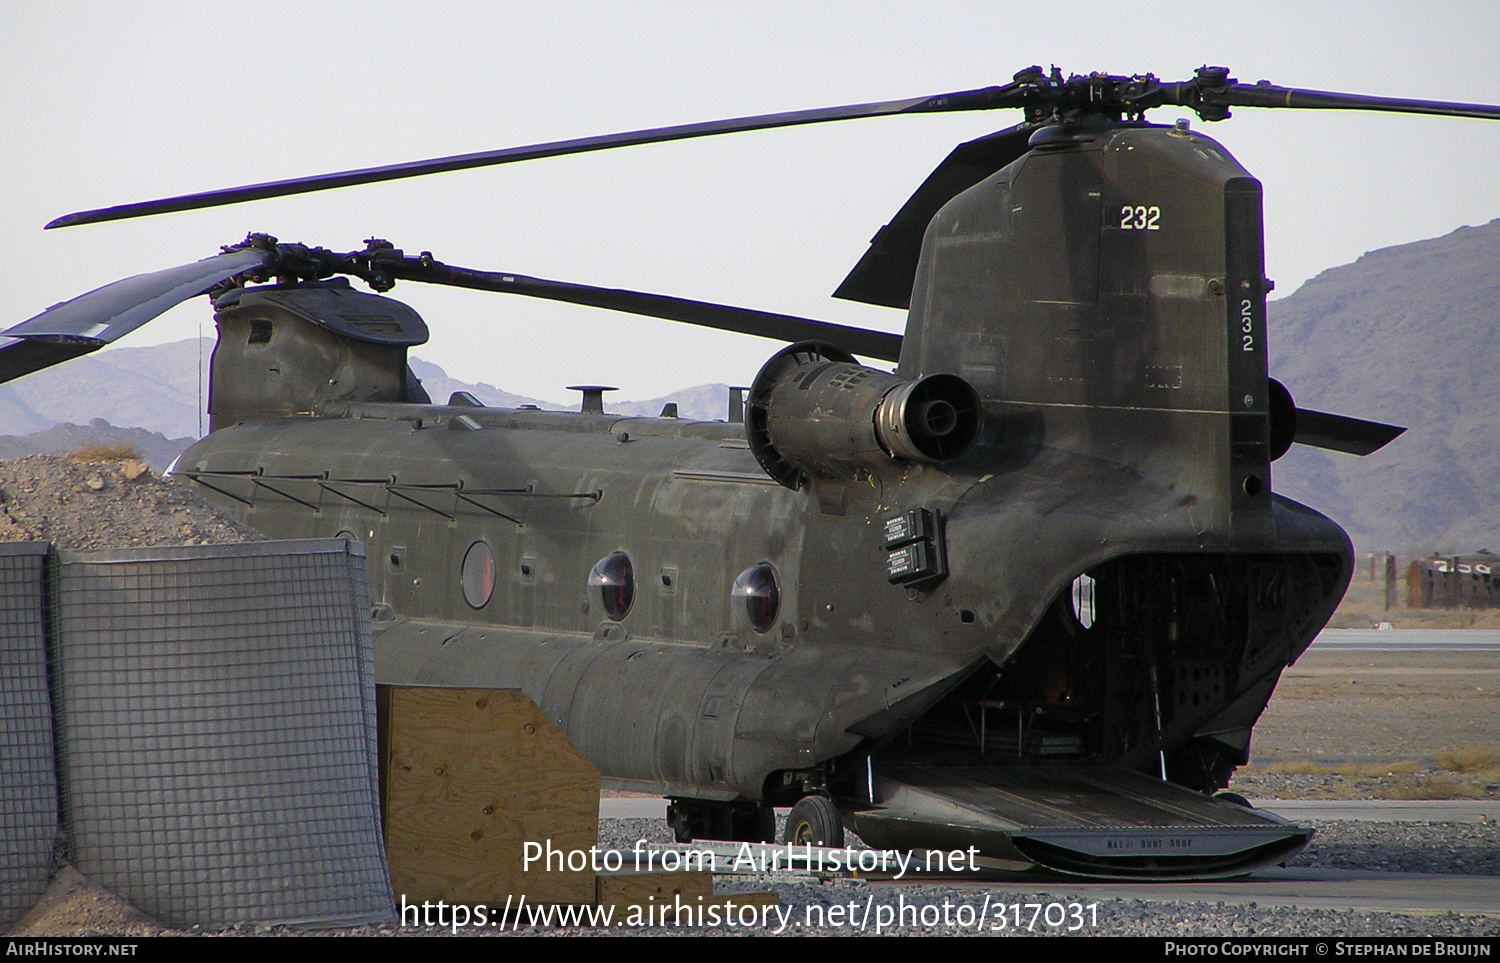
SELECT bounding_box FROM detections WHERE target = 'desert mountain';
[1269,218,1500,554]
[2,339,210,440]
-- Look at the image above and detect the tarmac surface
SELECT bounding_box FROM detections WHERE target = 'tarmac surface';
[599,798,1500,822]
[1311,629,1500,650]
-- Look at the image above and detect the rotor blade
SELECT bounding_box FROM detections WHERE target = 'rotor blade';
[1293,407,1405,456]
[0,247,272,384]
[1212,82,1500,121]
[834,123,1037,309]
[0,339,99,385]
[391,258,903,362]
[47,85,1024,229]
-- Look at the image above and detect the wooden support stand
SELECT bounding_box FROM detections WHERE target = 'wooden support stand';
[595,870,712,919]
[378,684,778,926]
[379,686,600,906]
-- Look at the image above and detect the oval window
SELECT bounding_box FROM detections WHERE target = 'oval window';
[732,563,780,634]
[461,541,496,609]
[589,552,635,621]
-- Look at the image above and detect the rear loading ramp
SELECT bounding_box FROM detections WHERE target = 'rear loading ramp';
[844,764,1309,880]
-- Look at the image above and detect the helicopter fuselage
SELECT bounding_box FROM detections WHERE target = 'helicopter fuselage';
[166,119,1353,874]
[177,384,1348,802]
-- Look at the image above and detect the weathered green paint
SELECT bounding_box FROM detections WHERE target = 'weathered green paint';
[165,122,1350,874]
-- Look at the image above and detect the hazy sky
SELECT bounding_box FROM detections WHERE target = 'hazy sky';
[4,1,1499,404]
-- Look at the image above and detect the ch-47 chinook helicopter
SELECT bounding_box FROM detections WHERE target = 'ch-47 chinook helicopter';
[7,66,1499,880]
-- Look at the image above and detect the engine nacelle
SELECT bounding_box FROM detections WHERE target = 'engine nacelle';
[746,341,982,489]
[208,279,430,432]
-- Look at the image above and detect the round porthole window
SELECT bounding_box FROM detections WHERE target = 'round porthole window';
[589,552,635,621]
[732,563,780,634]
[461,541,496,609]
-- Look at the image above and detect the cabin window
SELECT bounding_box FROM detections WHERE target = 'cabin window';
[461,541,496,609]
[733,563,780,634]
[589,552,635,621]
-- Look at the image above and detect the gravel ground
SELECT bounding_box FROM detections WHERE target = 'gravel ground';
[1232,769,1500,800]
[1287,820,1500,876]
[19,818,1499,937]
[594,816,1500,877]
[404,817,1499,938]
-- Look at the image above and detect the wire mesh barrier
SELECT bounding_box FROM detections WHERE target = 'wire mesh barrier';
[0,542,58,928]
[46,539,394,929]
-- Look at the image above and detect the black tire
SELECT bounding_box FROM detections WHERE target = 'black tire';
[669,799,775,842]
[781,795,844,847]
[734,804,776,843]
[1214,791,1254,809]
[667,801,695,843]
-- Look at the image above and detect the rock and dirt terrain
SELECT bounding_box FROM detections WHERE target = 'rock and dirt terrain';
[6,866,162,938]
[0,447,261,549]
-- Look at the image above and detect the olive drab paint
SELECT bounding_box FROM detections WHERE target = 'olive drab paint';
[168,123,1338,877]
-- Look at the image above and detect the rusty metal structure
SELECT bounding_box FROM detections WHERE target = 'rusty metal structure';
[1406,551,1500,608]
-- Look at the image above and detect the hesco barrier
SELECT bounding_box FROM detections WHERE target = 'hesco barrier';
[47,539,395,929]
[0,542,57,928]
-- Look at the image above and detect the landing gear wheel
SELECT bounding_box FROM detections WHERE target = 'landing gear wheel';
[667,801,695,843]
[1163,737,1241,793]
[1214,791,1254,809]
[781,795,844,847]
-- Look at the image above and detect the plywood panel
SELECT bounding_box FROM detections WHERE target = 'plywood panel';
[382,687,599,905]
